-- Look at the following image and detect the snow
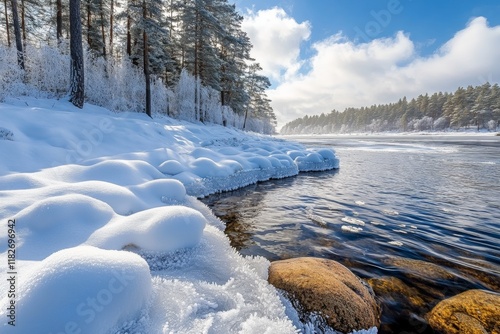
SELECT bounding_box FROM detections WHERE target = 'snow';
[0,98,376,334]
[87,206,206,252]
[6,246,152,334]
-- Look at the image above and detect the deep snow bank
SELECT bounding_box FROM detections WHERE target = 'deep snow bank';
[0,98,370,334]
[9,246,152,334]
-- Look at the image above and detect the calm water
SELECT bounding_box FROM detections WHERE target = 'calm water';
[202,134,500,333]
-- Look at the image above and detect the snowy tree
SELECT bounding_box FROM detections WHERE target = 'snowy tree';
[281,83,500,134]
[1,0,277,132]
[243,63,274,132]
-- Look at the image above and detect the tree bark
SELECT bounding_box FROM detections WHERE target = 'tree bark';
[109,0,113,56]
[10,0,24,69]
[69,0,84,108]
[56,0,62,41]
[143,0,151,117]
[194,7,200,120]
[126,3,131,56]
[20,0,25,42]
[99,0,106,57]
[86,2,91,47]
[4,0,10,47]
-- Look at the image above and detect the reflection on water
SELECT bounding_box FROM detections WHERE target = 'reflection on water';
[202,135,500,333]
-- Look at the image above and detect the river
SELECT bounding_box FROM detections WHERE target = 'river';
[202,134,500,333]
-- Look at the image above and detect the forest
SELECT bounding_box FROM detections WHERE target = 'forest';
[281,83,500,134]
[0,0,277,134]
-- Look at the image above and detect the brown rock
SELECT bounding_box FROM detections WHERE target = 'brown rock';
[367,276,426,309]
[427,289,500,334]
[268,257,380,333]
[383,256,455,281]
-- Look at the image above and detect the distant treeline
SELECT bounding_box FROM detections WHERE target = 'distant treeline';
[281,83,500,134]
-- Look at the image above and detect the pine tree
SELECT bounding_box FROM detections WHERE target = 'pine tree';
[83,0,108,57]
[243,63,273,131]
[1,0,276,131]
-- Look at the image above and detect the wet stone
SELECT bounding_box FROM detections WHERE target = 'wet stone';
[268,257,380,333]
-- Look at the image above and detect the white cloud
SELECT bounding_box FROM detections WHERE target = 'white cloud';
[242,7,311,81]
[244,12,500,130]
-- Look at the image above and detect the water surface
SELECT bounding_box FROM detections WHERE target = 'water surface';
[202,134,500,333]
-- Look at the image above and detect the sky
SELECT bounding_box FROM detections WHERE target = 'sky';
[233,0,500,129]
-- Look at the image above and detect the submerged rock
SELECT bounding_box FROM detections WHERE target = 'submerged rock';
[427,289,500,334]
[268,257,380,333]
[367,276,426,309]
[383,256,456,281]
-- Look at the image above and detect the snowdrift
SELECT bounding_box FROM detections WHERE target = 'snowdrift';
[0,98,373,334]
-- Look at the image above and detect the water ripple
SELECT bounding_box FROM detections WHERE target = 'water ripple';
[202,135,500,333]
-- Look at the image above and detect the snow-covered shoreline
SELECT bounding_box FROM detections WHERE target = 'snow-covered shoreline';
[280,130,499,137]
[0,98,371,333]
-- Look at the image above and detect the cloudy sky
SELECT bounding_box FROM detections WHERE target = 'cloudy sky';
[234,0,500,129]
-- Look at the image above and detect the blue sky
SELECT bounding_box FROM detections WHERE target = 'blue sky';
[239,0,500,54]
[234,0,500,128]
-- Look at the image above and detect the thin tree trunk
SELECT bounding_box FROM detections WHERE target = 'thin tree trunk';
[69,0,84,108]
[243,80,255,130]
[99,0,106,57]
[109,0,113,56]
[143,0,151,117]
[242,107,249,130]
[10,0,24,69]
[20,0,25,42]
[56,0,62,41]
[194,8,199,79]
[4,0,10,47]
[87,2,92,47]
[126,4,131,56]
[194,8,200,120]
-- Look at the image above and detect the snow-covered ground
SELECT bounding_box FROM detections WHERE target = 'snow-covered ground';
[0,98,376,334]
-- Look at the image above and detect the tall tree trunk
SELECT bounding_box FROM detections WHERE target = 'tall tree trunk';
[86,2,91,47]
[99,0,106,57]
[126,4,131,56]
[109,0,113,56]
[243,80,255,130]
[4,0,11,47]
[69,0,84,108]
[56,0,62,41]
[10,0,24,69]
[20,0,25,42]
[242,107,249,130]
[143,0,151,117]
[194,8,200,120]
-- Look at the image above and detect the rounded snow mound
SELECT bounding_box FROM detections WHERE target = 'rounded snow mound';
[190,157,236,177]
[0,246,151,334]
[10,194,114,260]
[88,206,207,252]
[130,178,187,203]
[316,148,337,160]
[78,160,164,185]
[158,160,186,175]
